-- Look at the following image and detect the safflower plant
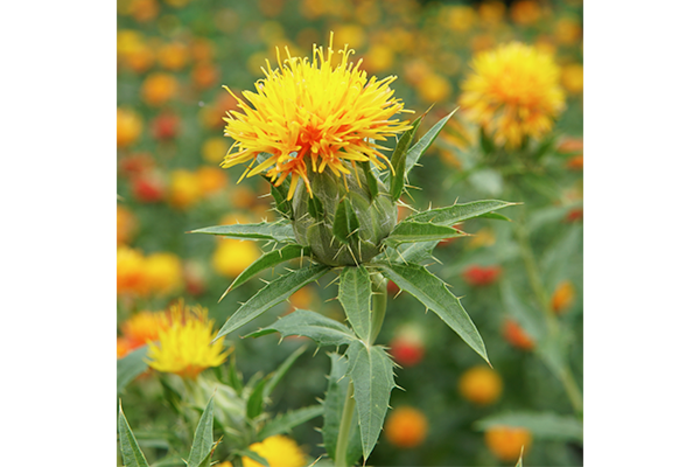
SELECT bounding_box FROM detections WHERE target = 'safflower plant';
[177,37,517,467]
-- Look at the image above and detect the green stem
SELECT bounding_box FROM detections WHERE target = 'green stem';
[514,220,583,415]
[335,381,356,467]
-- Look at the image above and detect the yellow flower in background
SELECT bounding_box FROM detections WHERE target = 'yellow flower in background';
[458,366,503,405]
[561,63,584,95]
[242,435,306,467]
[460,42,565,148]
[117,107,143,148]
[117,204,138,246]
[196,166,228,196]
[117,246,147,295]
[202,137,230,164]
[484,426,532,461]
[212,240,260,278]
[120,310,171,350]
[416,73,452,104]
[143,252,183,295]
[158,41,190,71]
[222,33,411,200]
[168,169,203,210]
[147,301,230,379]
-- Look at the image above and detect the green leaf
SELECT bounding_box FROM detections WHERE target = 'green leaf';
[246,309,357,347]
[346,342,396,460]
[235,450,270,467]
[188,221,296,243]
[515,449,525,467]
[332,198,360,245]
[474,411,583,443]
[187,395,215,467]
[228,361,244,396]
[479,126,495,155]
[158,376,183,415]
[478,212,511,221]
[118,345,149,394]
[264,345,307,399]
[258,405,324,439]
[382,241,440,264]
[405,107,458,177]
[389,115,422,201]
[338,266,372,342]
[218,244,309,302]
[247,376,269,420]
[359,161,378,201]
[216,264,330,339]
[308,195,325,220]
[323,353,363,465]
[118,403,150,467]
[500,279,545,342]
[405,200,517,226]
[384,221,465,246]
[377,262,489,364]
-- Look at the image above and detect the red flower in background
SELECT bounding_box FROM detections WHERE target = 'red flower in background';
[463,265,502,286]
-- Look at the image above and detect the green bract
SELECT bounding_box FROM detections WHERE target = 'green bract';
[291,167,397,266]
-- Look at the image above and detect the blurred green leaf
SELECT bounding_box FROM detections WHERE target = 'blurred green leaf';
[479,126,495,155]
[377,262,489,365]
[187,395,215,467]
[384,221,465,246]
[188,221,296,243]
[263,345,307,399]
[474,411,583,443]
[118,345,149,394]
[500,279,546,342]
[158,376,183,416]
[247,376,269,420]
[478,212,512,221]
[541,225,582,290]
[118,403,150,467]
[215,264,330,339]
[246,309,357,347]
[218,244,310,302]
[405,200,516,226]
[338,266,372,342]
[258,405,324,439]
[390,115,422,201]
[228,361,244,396]
[468,168,504,197]
[323,353,362,465]
[346,342,396,460]
[405,108,458,177]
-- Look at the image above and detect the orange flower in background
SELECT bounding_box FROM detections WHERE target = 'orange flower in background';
[566,154,583,170]
[242,435,307,467]
[384,406,428,448]
[459,366,503,405]
[117,246,147,295]
[196,166,228,196]
[143,252,183,295]
[221,33,411,200]
[117,204,138,246]
[551,280,576,314]
[158,41,190,71]
[460,42,565,148]
[503,318,535,351]
[141,72,178,106]
[120,310,171,355]
[510,0,541,26]
[117,108,143,148]
[485,426,532,462]
[192,62,220,90]
[151,112,180,140]
[554,18,582,46]
[562,63,584,94]
[463,265,502,286]
[558,137,583,153]
[128,0,159,23]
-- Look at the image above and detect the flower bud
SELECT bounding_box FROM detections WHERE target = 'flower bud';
[291,168,397,266]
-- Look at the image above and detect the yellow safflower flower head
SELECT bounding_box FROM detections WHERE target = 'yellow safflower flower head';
[460,42,565,148]
[242,435,307,467]
[221,32,412,200]
[146,300,231,379]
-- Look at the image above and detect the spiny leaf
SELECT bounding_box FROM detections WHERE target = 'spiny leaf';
[216,264,330,339]
[377,262,489,365]
[383,221,466,246]
[474,411,583,443]
[346,342,396,460]
[118,403,150,467]
[188,221,296,243]
[323,353,362,465]
[389,115,422,201]
[263,345,307,399]
[118,345,149,394]
[187,395,215,467]
[219,244,309,302]
[405,200,517,226]
[246,309,358,347]
[382,241,440,264]
[338,266,372,343]
[405,107,458,177]
[258,405,324,439]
